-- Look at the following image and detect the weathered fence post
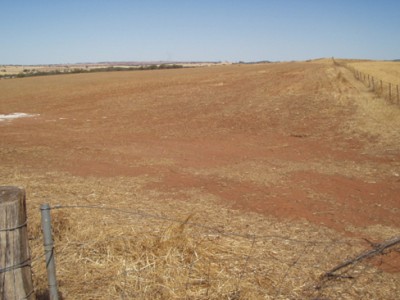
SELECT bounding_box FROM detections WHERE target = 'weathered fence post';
[388,83,392,102]
[0,186,35,299]
[40,204,59,300]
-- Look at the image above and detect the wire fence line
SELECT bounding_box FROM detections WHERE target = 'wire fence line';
[351,68,400,104]
[28,202,400,299]
[50,204,353,245]
[334,59,400,105]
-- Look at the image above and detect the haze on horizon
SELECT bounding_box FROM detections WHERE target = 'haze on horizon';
[1,0,399,65]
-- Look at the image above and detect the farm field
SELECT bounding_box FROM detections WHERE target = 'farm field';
[1,60,399,299]
[0,64,115,76]
[0,62,225,77]
[347,60,400,86]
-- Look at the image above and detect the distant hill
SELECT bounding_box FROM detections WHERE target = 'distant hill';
[235,60,272,64]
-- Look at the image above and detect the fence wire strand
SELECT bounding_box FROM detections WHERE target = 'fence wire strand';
[50,204,353,245]
[28,202,399,299]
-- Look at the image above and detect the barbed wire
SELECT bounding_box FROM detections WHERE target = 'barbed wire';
[49,204,356,245]
[44,203,359,283]
[0,220,27,232]
[33,202,399,299]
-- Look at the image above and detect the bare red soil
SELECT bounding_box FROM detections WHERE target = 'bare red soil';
[1,62,399,271]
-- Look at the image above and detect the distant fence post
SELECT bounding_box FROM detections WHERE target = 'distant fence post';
[40,204,59,300]
[388,83,392,102]
[0,186,35,299]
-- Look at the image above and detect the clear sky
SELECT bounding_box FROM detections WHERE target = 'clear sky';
[1,0,399,64]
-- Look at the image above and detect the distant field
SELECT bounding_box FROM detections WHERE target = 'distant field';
[1,61,399,299]
[0,64,107,76]
[0,61,227,77]
[347,60,400,85]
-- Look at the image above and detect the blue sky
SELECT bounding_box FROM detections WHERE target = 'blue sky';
[1,0,399,64]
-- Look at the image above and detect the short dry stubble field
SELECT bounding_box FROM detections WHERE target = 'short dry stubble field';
[0,60,399,299]
[348,60,400,86]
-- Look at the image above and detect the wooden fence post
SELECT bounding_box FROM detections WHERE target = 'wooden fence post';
[389,83,392,102]
[0,186,35,299]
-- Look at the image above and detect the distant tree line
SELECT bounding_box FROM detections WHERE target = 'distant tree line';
[0,64,184,79]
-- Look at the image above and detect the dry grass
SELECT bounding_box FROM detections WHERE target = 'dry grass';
[325,60,400,155]
[185,158,400,186]
[347,61,400,86]
[0,65,24,76]
[340,60,400,106]
[1,166,399,299]
[349,96,400,154]
[333,64,400,155]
